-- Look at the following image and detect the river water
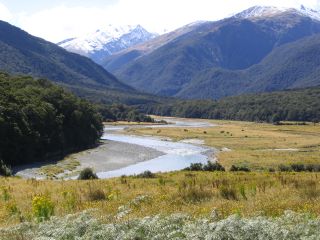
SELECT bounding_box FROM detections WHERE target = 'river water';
[97,118,216,178]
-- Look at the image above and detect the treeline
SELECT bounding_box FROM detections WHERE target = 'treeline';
[98,104,153,122]
[0,73,103,168]
[141,87,320,123]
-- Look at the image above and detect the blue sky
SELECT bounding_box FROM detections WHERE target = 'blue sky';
[0,0,319,43]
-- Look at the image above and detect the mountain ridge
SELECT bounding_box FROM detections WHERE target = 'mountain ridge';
[234,5,320,21]
[0,20,168,105]
[108,6,320,98]
[59,24,157,64]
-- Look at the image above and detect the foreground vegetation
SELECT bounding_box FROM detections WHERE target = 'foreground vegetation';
[1,171,320,228]
[1,210,319,240]
[130,119,320,170]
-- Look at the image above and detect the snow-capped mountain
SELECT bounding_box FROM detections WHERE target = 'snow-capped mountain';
[235,5,320,21]
[58,25,157,64]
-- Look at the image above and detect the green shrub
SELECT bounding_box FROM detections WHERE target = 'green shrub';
[136,171,156,178]
[185,162,225,172]
[291,164,305,172]
[185,163,204,171]
[279,165,291,172]
[230,165,250,172]
[305,164,320,172]
[203,162,225,171]
[0,160,12,177]
[78,168,98,180]
[279,164,320,172]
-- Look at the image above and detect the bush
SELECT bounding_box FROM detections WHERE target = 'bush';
[230,165,250,172]
[185,163,204,171]
[278,164,320,172]
[0,160,12,176]
[279,165,291,172]
[78,168,98,180]
[136,171,156,178]
[185,162,225,172]
[306,164,320,172]
[203,161,225,171]
[291,164,305,172]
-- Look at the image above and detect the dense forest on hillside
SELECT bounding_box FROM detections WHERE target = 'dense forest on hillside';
[98,104,153,122]
[0,73,103,168]
[141,87,320,123]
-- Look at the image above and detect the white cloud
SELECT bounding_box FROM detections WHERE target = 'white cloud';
[13,0,320,43]
[0,2,12,21]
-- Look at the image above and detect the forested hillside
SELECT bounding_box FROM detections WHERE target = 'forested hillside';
[0,73,103,167]
[179,34,320,99]
[142,87,320,123]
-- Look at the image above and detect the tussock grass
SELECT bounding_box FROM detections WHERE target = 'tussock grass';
[1,171,320,227]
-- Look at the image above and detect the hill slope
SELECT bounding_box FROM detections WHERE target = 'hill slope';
[142,86,320,123]
[178,34,320,99]
[0,20,164,105]
[112,6,320,97]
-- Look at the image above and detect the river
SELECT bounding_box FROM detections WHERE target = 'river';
[97,117,216,178]
[14,117,217,179]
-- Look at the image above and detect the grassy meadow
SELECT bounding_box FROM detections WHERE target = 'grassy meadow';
[129,119,320,170]
[1,171,320,228]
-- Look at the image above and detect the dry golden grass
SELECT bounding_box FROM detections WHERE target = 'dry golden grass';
[128,120,320,170]
[1,171,320,227]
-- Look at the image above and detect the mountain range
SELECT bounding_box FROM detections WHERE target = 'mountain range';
[103,5,320,99]
[1,5,320,105]
[0,20,165,105]
[58,25,157,64]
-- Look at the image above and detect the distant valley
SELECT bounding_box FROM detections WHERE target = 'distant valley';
[97,6,320,99]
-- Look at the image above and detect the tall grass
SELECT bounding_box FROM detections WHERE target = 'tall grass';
[1,172,320,227]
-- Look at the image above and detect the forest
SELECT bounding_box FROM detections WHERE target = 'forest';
[0,73,103,169]
[141,87,320,123]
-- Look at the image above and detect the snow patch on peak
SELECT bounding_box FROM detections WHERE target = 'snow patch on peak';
[234,6,286,19]
[59,24,157,63]
[234,5,320,21]
[298,5,320,21]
